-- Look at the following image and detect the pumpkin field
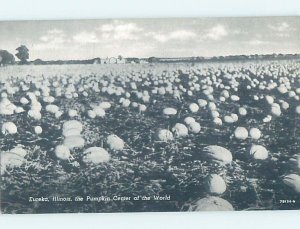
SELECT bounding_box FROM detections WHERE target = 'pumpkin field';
[1,60,300,213]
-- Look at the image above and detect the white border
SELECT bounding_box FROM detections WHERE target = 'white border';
[0,0,299,20]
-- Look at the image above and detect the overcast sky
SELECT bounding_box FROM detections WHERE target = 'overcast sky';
[0,17,299,60]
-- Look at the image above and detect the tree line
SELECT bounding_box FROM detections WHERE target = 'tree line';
[0,45,29,66]
[1,44,299,66]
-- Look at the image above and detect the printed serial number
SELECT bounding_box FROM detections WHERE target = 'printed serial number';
[279,200,296,204]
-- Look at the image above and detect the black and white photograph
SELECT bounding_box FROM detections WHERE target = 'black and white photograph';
[0,16,299,214]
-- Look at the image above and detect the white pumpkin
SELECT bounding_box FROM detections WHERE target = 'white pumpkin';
[296,106,300,114]
[62,128,82,137]
[107,134,125,150]
[68,109,78,117]
[83,147,110,164]
[197,99,207,107]
[224,115,235,123]
[172,123,188,137]
[46,104,59,114]
[55,111,64,119]
[55,145,71,160]
[277,85,288,94]
[188,122,201,134]
[99,101,111,110]
[63,136,85,149]
[281,101,289,110]
[1,149,27,173]
[238,107,247,116]
[15,107,25,113]
[208,102,217,111]
[234,127,248,140]
[213,118,223,126]
[10,147,27,158]
[249,128,261,140]
[87,110,96,119]
[271,103,281,116]
[283,174,300,193]
[63,120,83,132]
[188,197,234,211]
[265,95,274,104]
[189,103,199,113]
[163,107,177,116]
[289,154,300,172]
[132,102,138,108]
[230,95,240,101]
[184,117,196,125]
[203,145,232,165]
[231,113,238,122]
[28,109,42,120]
[156,129,174,142]
[207,174,227,195]
[0,98,16,115]
[94,106,106,117]
[122,99,131,107]
[263,115,272,123]
[249,145,268,160]
[139,104,147,112]
[2,122,18,135]
[34,126,43,135]
[20,97,29,105]
[211,110,220,118]
[31,101,42,111]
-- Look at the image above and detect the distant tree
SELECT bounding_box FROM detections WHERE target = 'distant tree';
[16,45,29,64]
[148,57,158,63]
[0,50,15,66]
[33,58,44,65]
[92,58,101,64]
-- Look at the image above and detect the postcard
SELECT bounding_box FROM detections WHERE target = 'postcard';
[0,17,299,213]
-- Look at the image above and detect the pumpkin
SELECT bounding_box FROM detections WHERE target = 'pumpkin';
[249,128,261,140]
[283,174,300,193]
[156,129,174,142]
[189,103,199,113]
[63,120,83,132]
[28,109,42,120]
[271,103,281,116]
[107,134,125,150]
[249,145,268,160]
[83,147,110,164]
[234,127,248,140]
[55,145,71,160]
[45,104,59,114]
[289,154,300,172]
[2,122,18,135]
[184,117,196,125]
[34,126,43,135]
[93,106,106,117]
[203,145,232,165]
[197,99,207,107]
[1,147,27,173]
[188,122,201,134]
[68,109,78,117]
[163,107,177,116]
[187,196,234,211]
[87,110,96,118]
[207,174,227,195]
[172,123,188,137]
[99,101,111,110]
[63,136,85,149]
[238,107,247,116]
